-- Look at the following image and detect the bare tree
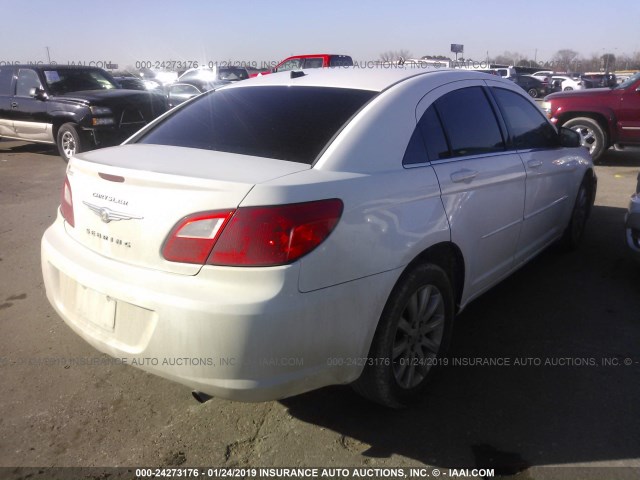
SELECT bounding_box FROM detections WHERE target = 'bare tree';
[552,49,580,71]
[582,54,600,72]
[516,59,536,68]
[617,53,640,70]
[379,50,413,62]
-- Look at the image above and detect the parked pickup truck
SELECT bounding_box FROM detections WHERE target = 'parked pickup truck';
[541,71,640,162]
[251,54,353,77]
[0,65,167,161]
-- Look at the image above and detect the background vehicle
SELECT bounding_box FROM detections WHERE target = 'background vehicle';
[113,75,147,90]
[542,71,640,161]
[0,65,168,161]
[509,74,551,98]
[167,66,249,107]
[532,70,554,79]
[252,54,353,76]
[581,72,617,88]
[551,75,584,91]
[456,64,516,79]
[626,173,640,262]
[41,69,595,408]
[138,69,178,87]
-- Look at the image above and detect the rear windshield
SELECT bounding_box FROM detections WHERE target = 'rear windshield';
[136,86,376,164]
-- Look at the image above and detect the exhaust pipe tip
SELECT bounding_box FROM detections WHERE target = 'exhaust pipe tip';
[192,391,213,403]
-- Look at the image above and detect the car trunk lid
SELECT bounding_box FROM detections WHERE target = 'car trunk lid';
[63,144,309,275]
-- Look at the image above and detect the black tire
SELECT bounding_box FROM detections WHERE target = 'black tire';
[352,263,455,408]
[527,88,538,98]
[563,117,607,162]
[559,177,591,250]
[56,123,86,162]
[563,86,574,91]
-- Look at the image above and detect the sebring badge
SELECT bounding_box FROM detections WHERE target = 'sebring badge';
[83,201,143,224]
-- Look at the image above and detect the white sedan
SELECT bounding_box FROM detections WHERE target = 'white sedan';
[41,68,596,408]
[552,75,585,91]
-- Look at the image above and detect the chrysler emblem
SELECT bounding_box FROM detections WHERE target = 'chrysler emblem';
[83,201,143,223]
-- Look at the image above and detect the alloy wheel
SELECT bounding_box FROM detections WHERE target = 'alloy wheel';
[60,131,77,159]
[392,284,445,389]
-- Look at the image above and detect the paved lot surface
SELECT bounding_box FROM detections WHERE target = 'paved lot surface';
[1,140,639,479]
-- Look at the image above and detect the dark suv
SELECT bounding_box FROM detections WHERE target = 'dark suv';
[542,71,640,161]
[509,74,552,98]
[0,65,167,161]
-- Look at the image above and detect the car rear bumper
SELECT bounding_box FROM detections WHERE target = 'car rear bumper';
[41,216,394,401]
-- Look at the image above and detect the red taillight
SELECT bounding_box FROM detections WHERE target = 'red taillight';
[162,199,343,266]
[60,175,75,227]
[162,211,234,264]
[209,199,343,266]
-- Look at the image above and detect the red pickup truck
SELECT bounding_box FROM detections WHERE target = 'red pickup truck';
[542,71,640,162]
[251,54,353,77]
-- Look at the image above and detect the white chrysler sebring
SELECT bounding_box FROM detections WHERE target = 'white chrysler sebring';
[41,68,596,407]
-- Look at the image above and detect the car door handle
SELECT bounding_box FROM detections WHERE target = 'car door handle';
[450,169,479,183]
[11,102,18,109]
[527,160,543,168]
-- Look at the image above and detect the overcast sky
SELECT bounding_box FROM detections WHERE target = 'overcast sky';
[1,0,638,69]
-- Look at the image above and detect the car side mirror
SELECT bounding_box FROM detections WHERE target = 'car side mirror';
[28,87,48,100]
[559,127,581,148]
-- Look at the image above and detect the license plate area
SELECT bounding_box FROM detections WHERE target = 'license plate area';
[61,275,117,332]
[80,286,116,331]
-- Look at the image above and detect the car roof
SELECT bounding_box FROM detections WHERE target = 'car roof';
[224,67,502,92]
[281,54,350,59]
[10,64,107,70]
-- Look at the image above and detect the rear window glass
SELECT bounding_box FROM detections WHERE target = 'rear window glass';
[137,86,376,164]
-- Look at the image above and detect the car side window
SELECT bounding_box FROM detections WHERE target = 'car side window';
[16,69,42,97]
[303,58,324,69]
[402,128,429,166]
[0,68,13,95]
[171,84,200,95]
[491,87,559,150]
[434,86,505,158]
[418,105,450,161]
[179,71,200,81]
[277,59,302,72]
[329,56,353,67]
[403,104,452,166]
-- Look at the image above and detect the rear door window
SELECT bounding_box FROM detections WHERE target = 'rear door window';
[403,105,451,165]
[434,86,505,158]
[419,105,450,161]
[137,86,376,164]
